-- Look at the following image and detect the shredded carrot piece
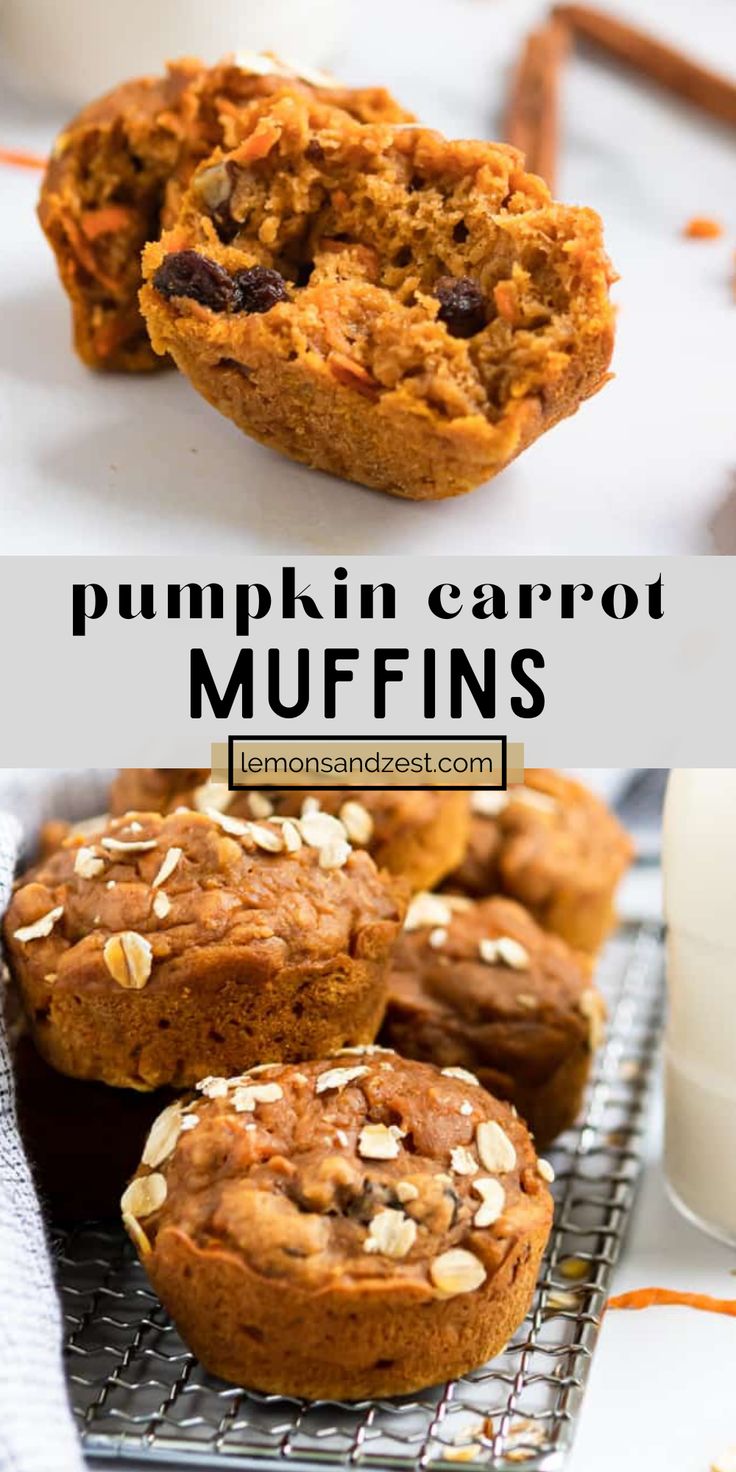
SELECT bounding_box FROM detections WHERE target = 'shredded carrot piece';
[607,1288,736,1317]
[81,205,138,240]
[239,120,281,162]
[0,146,48,170]
[683,216,724,240]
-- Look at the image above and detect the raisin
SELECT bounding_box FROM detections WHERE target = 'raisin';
[232,265,289,314]
[305,137,325,163]
[434,275,486,338]
[152,250,234,312]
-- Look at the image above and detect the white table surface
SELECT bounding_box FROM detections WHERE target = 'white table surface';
[1,0,735,554]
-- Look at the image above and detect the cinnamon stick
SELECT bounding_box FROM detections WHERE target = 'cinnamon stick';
[553,5,736,130]
[504,18,570,189]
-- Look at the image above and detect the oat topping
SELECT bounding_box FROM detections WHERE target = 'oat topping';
[428,927,448,949]
[196,1076,230,1099]
[495,937,531,970]
[249,822,284,853]
[450,1146,478,1176]
[152,846,183,887]
[545,1288,579,1312]
[358,1122,404,1160]
[340,800,374,846]
[142,1101,184,1168]
[471,790,510,818]
[579,988,605,1048]
[430,1248,487,1296]
[231,1082,284,1112]
[476,1120,516,1174]
[516,993,537,1009]
[103,931,153,989]
[180,1115,200,1134]
[122,1212,152,1257]
[194,779,233,813]
[337,1044,395,1057]
[318,837,352,870]
[120,1172,167,1219]
[74,846,105,880]
[478,935,530,970]
[204,807,251,838]
[280,819,303,853]
[152,892,171,919]
[472,1177,505,1227]
[100,836,158,854]
[300,811,349,848]
[363,1207,417,1259]
[405,892,453,932]
[301,796,321,816]
[512,786,558,814]
[459,1101,473,1116]
[442,1066,480,1087]
[395,1180,420,1204]
[315,1065,369,1094]
[248,791,274,819]
[195,161,232,210]
[13,906,64,943]
[537,1158,555,1183]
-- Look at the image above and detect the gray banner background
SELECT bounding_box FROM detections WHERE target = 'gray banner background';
[0,556,730,766]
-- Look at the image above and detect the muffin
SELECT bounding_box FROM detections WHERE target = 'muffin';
[140,90,615,499]
[381,892,603,1145]
[447,771,634,954]
[38,57,411,371]
[121,1052,554,1398]
[110,770,470,892]
[3,808,406,1090]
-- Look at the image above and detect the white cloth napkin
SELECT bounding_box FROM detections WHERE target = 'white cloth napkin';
[0,771,111,1472]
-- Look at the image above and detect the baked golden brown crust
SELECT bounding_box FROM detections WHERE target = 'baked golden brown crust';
[140,90,615,499]
[381,892,602,1145]
[110,771,469,892]
[122,1052,553,1398]
[447,770,634,954]
[3,809,406,1090]
[38,59,411,371]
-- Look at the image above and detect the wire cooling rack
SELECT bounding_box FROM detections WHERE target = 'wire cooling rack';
[54,920,664,1472]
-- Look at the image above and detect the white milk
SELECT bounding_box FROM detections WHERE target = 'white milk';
[663,769,736,1245]
[1,0,344,109]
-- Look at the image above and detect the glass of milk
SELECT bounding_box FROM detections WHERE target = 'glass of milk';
[1,0,345,110]
[663,769,736,1246]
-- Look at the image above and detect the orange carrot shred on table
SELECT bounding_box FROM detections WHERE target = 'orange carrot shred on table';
[607,1288,736,1317]
[683,216,724,240]
[0,147,48,170]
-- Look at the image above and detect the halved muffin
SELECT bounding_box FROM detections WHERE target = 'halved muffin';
[39,57,411,371]
[140,90,615,498]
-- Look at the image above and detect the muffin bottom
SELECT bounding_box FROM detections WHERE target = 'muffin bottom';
[147,1218,548,1399]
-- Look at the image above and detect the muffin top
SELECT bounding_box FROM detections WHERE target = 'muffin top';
[460,770,634,894]
[390,891,601,1042]
[110,771,463,857]
[121,1051,553,1292]
[5,807,405,994]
